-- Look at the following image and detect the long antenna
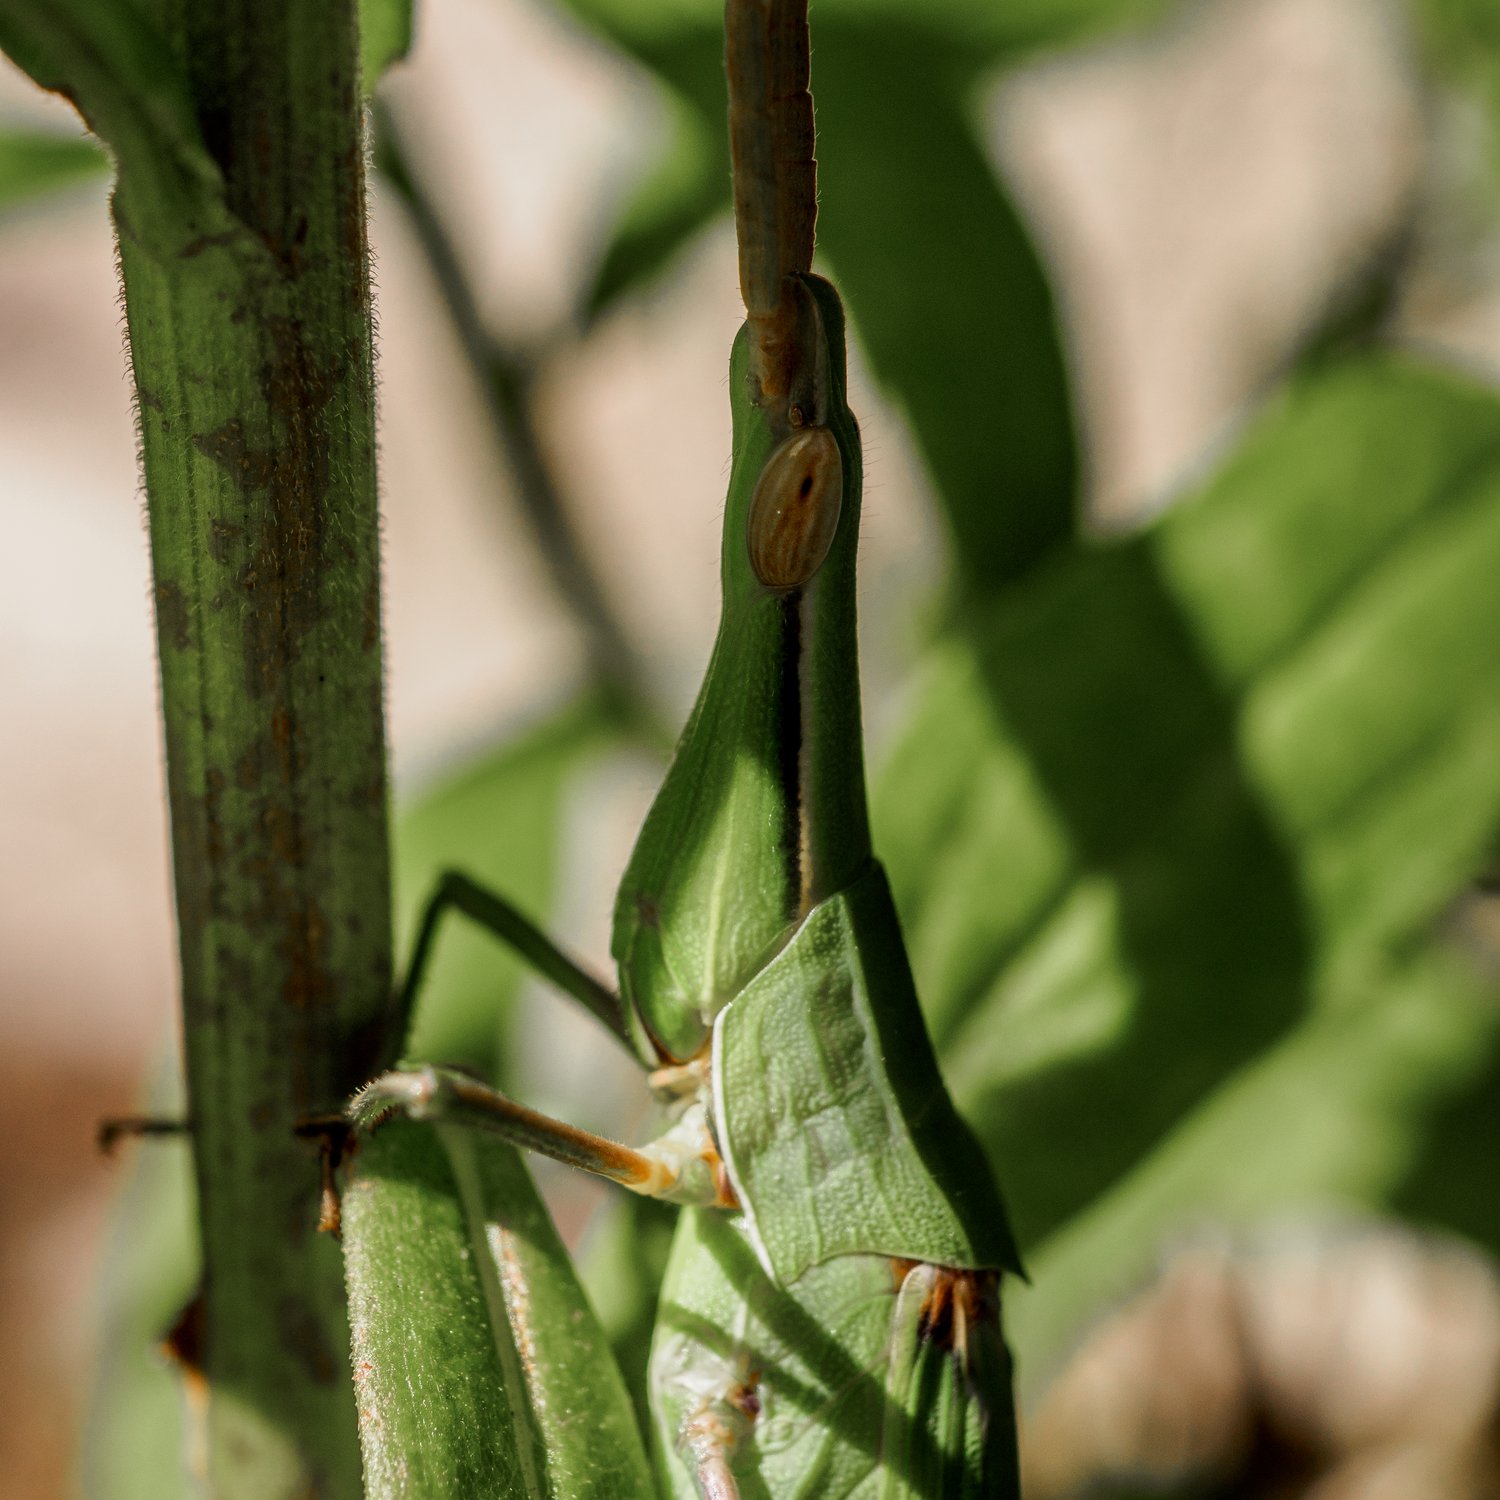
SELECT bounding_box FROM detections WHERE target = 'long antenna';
[725,0,816,405]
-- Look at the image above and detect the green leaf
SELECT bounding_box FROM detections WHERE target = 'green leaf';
[359,0,413,88]
[584,96,722,318]
[875,352,1500,1274]
[811,18,1078,593]
[81,1069,197,1500]
[0,128,107,212]
[575,1193,679,1433]
[1008,947,1500,1375]
[558,0,1175,58]
[393,693,626,1077]
[1406,0,1500,194]
[0,0,241,259]
[1390,1013,1500,1253]
[343,1119,653,1498]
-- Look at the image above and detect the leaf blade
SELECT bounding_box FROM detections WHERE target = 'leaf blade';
[0,128,107,212]
[343,1120,653,1499]
[875,353,1500,1261]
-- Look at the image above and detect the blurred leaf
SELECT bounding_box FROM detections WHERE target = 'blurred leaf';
[576,1192,679,1432]
[573,23,724,321]
[393,693,627,1077]
[812,19,1078,594]
[1391,978,1500,1253]
[1407,0,1500,191]
[0,128,107,212]
[566,5,1080,593]
[1008,946,1500,1377]
[559,0,1176,57]
[343,1119,653,1499]
[0,0,234,261]
[81,1067,197,1500]
[360,0,413,87]
[584,96,721,317]
[875,353,1500,1262]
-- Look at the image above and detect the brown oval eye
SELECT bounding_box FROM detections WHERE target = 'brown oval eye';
[747,427,843,590]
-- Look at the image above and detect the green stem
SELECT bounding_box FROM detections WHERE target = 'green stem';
[142,11,388,1497]
[0,3,392,1495]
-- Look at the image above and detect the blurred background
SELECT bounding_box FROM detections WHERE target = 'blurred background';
[3,0,1500,1495]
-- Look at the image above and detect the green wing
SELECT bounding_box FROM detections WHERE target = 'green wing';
[715,862,1021,1283]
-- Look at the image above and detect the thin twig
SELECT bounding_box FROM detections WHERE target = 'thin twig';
[373,102,653,726]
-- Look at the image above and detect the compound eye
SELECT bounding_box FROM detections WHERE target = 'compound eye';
[746,427,843,590]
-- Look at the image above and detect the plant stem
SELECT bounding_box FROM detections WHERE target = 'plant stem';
[3,1,395,1493]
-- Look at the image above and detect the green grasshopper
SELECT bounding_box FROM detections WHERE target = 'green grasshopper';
[351,4,1022,1494]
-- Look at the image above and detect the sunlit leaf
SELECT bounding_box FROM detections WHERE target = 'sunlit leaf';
[343,1120,653,1499]
[874,353,1500,1279]
[1008,946,1500,1379]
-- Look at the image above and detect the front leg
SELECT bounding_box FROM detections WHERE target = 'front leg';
[350,1064,737,1209]
[392,869,632,1058]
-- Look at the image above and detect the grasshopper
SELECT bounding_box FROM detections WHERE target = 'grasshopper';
[351,3,1022,1494]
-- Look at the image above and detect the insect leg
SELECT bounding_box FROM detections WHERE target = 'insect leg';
[661,1316,759,1500]
[396,869,629,1049]
[349,1064,732,1208]
[96,1116,189,1153]
[879,1262,1017,1499]
[680,1405,749,1500]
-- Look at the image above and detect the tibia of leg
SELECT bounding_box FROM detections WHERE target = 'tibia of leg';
[349,1065,731,1208]
[680,1391,754,1500]
[393,870,631,1057]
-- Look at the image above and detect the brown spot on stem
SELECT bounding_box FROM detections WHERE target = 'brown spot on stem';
[234,747,260,792]
[178,230,242,261]
[193,421,276,490]
[155,580,191,651]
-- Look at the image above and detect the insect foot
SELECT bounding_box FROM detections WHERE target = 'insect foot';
[347,1064,447,1130]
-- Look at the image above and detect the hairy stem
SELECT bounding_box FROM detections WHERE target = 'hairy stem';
[0,2,394,1494]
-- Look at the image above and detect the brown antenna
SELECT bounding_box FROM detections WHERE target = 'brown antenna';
[726,0,816,406]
